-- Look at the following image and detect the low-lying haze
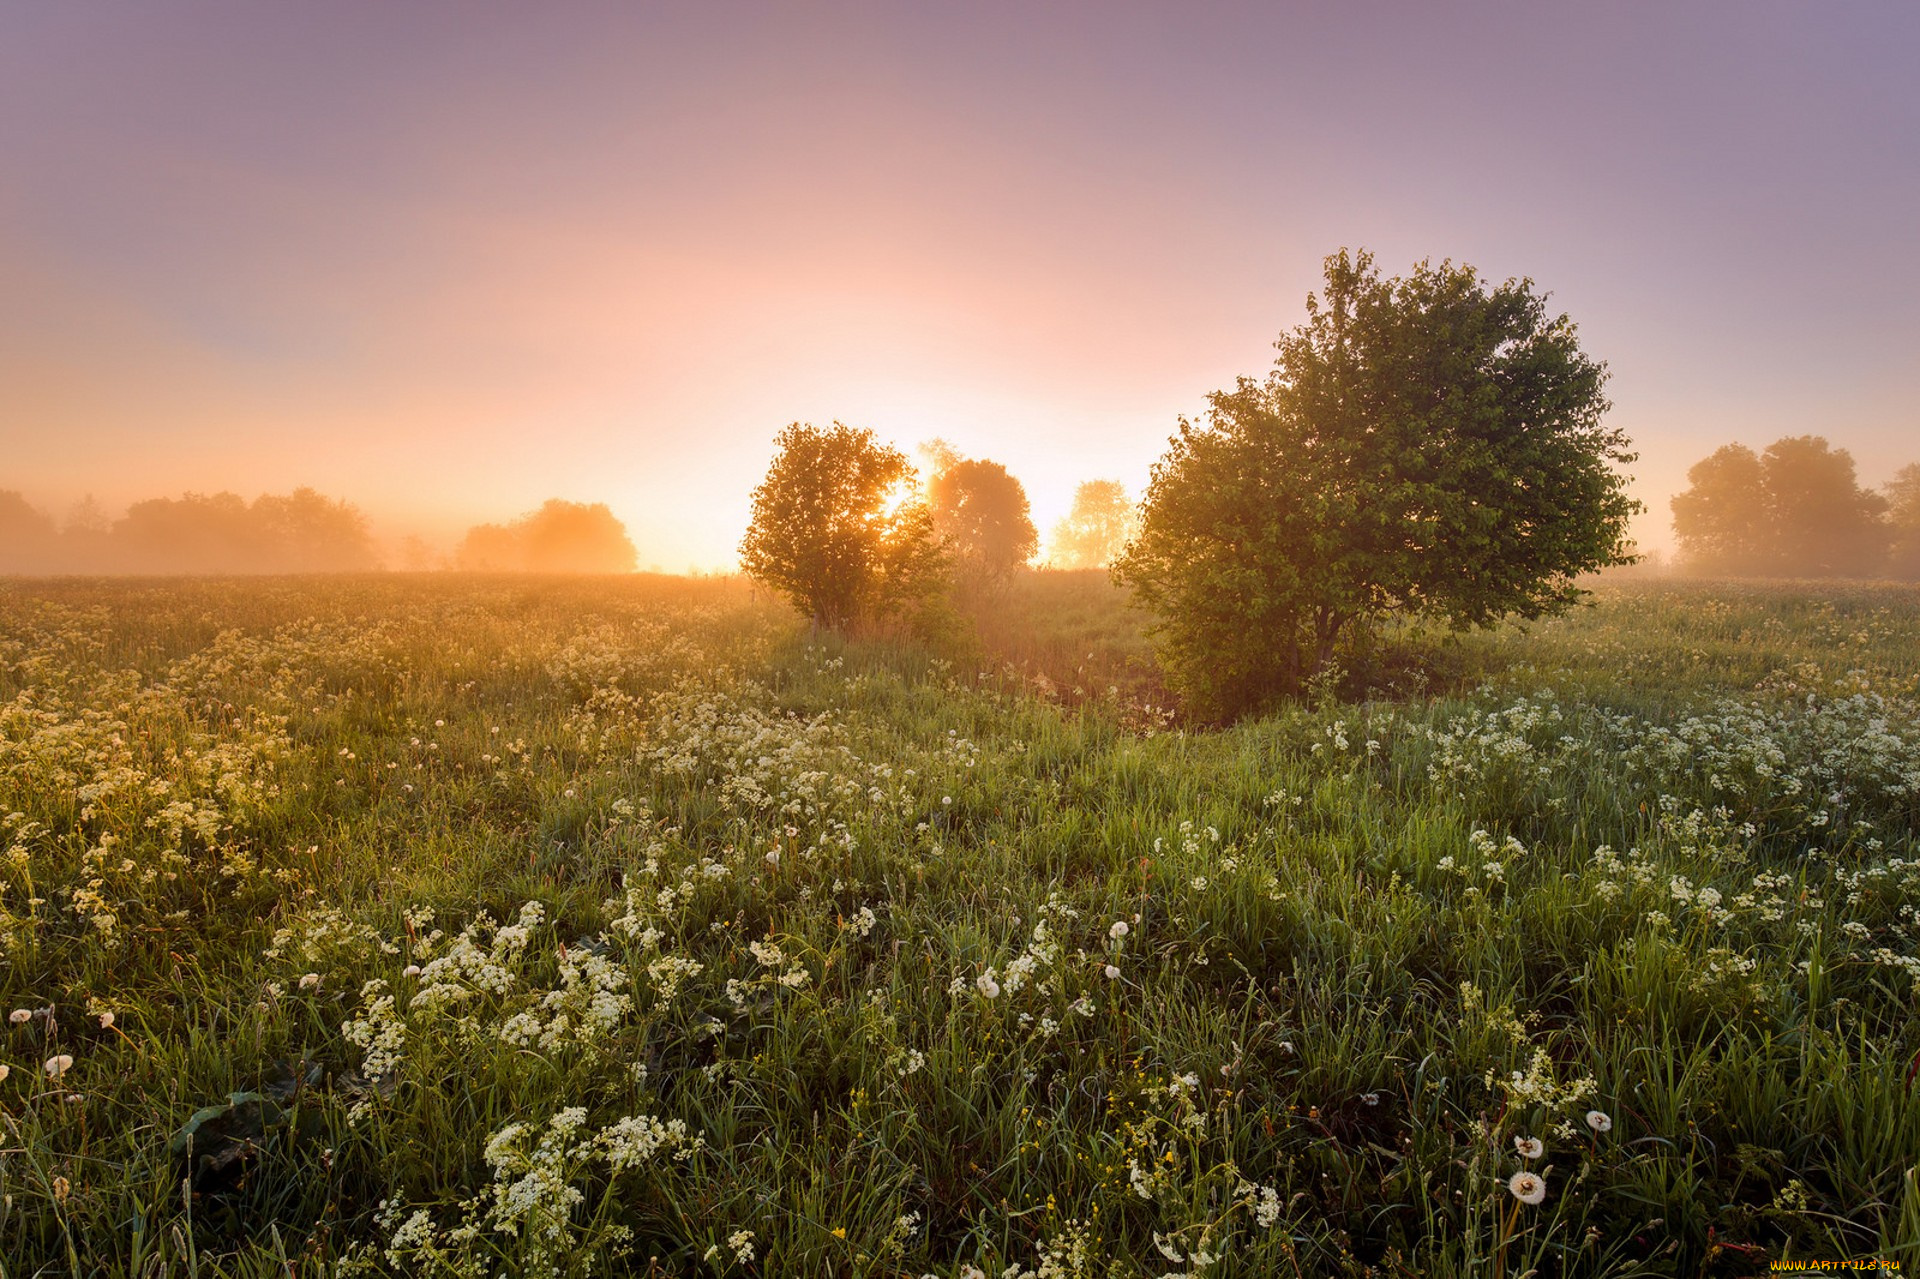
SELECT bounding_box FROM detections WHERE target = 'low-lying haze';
[3,2,1916,569]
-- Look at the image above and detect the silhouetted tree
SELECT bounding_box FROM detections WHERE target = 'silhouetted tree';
[739,422,944,629]
[1116,250,1635,718]
[115,492,261,572]
[251,487,379,571]
[1048,480,1137,569]
[1884,463,1920,580]
[1672,436,1888,576]
[109,489,378,574]
[521,500,638,573]
[396,534,442,572]
[0,491,59,573]
[455,501,636,573]
[1763,437,1887,576]
[62,495,113,571]
[926,457,1037,582]
[456,523,520,571]
[1671,444,1771,574]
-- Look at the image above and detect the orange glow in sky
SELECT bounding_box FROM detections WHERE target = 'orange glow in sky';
[3,4,1916,569]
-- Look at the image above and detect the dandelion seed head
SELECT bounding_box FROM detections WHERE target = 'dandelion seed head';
[1508,1170,1547,1204]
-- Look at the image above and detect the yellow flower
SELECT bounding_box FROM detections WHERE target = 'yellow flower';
[831,1226,847,1239]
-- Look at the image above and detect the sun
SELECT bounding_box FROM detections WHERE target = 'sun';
[878,476,922,519]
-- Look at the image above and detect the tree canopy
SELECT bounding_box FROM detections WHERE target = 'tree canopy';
[738,422,944,629]
[1671,436,1890,577]
[1047,480,1137,569]
[1115,249,1636,718]
[925,456,1037,582]
[1886,463,1920,580]
[457,500,637,573]
[0,487,379,574]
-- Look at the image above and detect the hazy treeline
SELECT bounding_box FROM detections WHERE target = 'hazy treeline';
[1671,436,1920,578]
[1,488,644,576]
[455,499,638,574]
[0,487,377,575]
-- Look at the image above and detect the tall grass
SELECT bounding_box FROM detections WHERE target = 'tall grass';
[0,573,1916,1275]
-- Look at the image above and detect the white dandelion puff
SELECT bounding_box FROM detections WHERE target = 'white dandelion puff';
[1508,1170,1547,1204]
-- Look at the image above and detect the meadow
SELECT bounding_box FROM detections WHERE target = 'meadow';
[1,572,1917,1276]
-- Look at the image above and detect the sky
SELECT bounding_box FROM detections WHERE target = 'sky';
[3,1,1916,570]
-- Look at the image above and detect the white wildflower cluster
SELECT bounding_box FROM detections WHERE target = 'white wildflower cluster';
[379,1107,703,1273]
[728,935,811,1004]
[1426,694,1568,793]
[639,684,913,838]
[953,896,1101,1046]
[1492,1046,1596,1116]
[0,632,292,957]
[1618,691,1920,841]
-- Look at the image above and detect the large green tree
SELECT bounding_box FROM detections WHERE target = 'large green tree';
[739,422,943,629]
[1115,250,1636,718]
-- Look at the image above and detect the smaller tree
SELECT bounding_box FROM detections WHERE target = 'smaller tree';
[1048,480,1137,569]
[0,491,59,573]
[521,500,638,573]
[926,456,1038,583]
[1885,463,1920,580]
[1672,436,1888,577]
[739,422,944,629]
[454,500,637,573]
[1671,444,1771,575]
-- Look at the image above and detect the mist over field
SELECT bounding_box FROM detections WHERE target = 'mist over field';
[5,3,1920,1274]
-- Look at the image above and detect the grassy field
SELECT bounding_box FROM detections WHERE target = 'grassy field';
[1,572,1917,1276]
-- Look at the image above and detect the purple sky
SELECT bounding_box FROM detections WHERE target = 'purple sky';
[3,2,1915,568]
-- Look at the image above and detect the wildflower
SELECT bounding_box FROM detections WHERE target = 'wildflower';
[1104,964,1121,980]
[0,1064,9,1082]
[1586,1110,1613,1133]
[1514,1135,1543,1159]
[402,965,421,978]
[8,1009,29,1025]
[976,972,1001,999]
[97,1012,114,1030]
[1508,1170,1547,1204]
[299,973,321,991]
[52,1175,70,1202]
[1109,921,1129,939]
[45,1054,73,1077]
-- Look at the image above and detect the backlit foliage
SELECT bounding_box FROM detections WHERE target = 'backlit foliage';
[738,421,945,630]
[1117,250,1638,719]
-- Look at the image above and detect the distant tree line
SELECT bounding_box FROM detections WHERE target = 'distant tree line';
[0,488,643,576]
[1671,436,1920,578]
[0,487,378,574]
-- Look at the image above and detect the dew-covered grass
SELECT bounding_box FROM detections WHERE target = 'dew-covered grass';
[1,573,1917,1276]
